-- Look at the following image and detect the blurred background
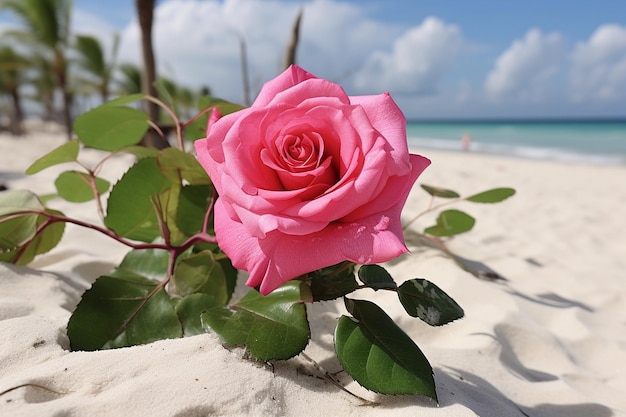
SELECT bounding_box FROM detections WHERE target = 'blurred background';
[1,0,625,160]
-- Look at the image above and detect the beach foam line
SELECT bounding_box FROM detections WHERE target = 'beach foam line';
[408,136,626,165]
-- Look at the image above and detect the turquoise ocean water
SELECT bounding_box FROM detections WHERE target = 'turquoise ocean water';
[406,120,626,165]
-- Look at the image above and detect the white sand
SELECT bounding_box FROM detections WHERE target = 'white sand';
[1,128,625,416]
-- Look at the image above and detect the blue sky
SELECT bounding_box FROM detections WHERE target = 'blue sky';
[2,0,626,119]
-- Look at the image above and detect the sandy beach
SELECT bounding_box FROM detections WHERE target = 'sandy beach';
[1,127,625,417]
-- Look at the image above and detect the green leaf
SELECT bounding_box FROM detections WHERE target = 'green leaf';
[466,187,516,203]
[0,190,44,215]
[114,247,171,281]
[54,171,110,202]
[153,78,176,113]
[308,262,358,301]
[0,190,44,250]
[67,274,182,351]
[175,293,221,336]
[183,113,208,142]
[357,264,397,290]
[30,211,64,255]
[0,191,65,264]
[420,184,460,199]
[156,148,211,185]
[335,298,437,399]
[398,279,464,326]
[102,93,146,107]
[217,257,238,304]
[25,140,79,175]
[201,281,311,360]
[157,181,185,244]
[0,247,21,264]
[176,185,212,236]
[198,97,245,116]
[424,209,475,237]
[74,105,149,151]
[173,250,230,304]
[38,194,57,204]
[104,157,171,242]
[6,209,65,265]
[119,145,160,159]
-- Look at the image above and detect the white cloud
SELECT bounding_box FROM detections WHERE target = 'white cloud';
[569,24,626,102]
[485,29,564,102]
[297,0,401,82]
[117,0,262,102]
[71,9,120,61]
[113,0,400,104]
[455,80,473,104]
[352,17,463,95]
[62,0,626,118]
[72,9,118,41]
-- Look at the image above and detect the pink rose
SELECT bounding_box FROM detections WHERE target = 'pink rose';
[194,65,430,295]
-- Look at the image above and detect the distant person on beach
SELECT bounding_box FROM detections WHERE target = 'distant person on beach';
[461,132,472,152]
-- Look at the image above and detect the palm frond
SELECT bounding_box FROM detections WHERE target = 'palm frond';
[75,35,106,75]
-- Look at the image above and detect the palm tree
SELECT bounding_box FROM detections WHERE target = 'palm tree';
[29,54,57,121]
[0,45,29,135]
[116,66,200,120]
[154,76,199,120]
[116,63,143,96]
[175,85,196,119]
[73,33,119,103]
[0,0,73,139]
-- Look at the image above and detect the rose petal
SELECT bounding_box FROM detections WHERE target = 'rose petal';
[350,93,411,174]
[267,79,350,109]
[221,110,284,192]
[253,65,318,108]
[205,107,222,136]
[214,198,409,295]
[228,200,329,238]
[197,65,432,296]
[342,154,431,222]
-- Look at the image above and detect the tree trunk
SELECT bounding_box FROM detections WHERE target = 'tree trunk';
[61,88,72,139]
[55,50,73,140]
[43,91,54,121]
[100,83,109,104]
[136,0,167,148]
[9,86,23,136]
